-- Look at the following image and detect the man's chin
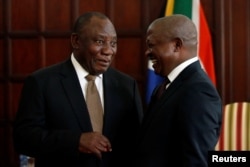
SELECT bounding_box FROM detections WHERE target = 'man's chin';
[95,67,108,74]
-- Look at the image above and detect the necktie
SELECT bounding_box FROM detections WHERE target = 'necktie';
[145,77,170,119]
[85,75,103,133]
[156,77,170,99]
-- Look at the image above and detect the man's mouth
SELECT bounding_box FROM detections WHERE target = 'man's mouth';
[96,59,110,67]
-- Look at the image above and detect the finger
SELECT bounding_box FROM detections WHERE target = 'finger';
[98,137,112,151]
[95,143,107,152]
[93,147,102,159]
[100,135,110,143]
[105,141,112,151]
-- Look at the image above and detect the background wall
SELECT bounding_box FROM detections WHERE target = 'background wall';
[0,0,250,166]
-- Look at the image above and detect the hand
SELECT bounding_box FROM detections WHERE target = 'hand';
[78,132,112,159]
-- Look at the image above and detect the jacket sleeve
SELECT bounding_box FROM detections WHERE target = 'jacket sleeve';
[13,75,81,158]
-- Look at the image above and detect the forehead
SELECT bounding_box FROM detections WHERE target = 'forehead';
[81,17,117,38]
[146,27,164,43]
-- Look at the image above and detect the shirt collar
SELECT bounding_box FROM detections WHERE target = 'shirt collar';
[71,53,103,80]
[168,56,199,82]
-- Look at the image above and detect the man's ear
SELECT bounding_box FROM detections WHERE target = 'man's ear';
[71,33,79,49]
[174,38,183,52]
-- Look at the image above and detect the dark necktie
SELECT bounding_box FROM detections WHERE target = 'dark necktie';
[85,75,103,133]
[156,77,170,99]
[143,77,171,124]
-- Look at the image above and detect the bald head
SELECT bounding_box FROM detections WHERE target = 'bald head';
[148,14,198,50]
[146,14,199,77]
[73,12,110,33]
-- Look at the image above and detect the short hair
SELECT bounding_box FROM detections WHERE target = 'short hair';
[73,12,109,33]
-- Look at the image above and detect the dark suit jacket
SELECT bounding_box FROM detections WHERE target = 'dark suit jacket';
[13,59,143,167]
[135,61,222,167]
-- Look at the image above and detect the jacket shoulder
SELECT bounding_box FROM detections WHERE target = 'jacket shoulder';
[106,68,135,81]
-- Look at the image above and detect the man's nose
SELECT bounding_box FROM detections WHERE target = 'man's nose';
[102,43,116,55]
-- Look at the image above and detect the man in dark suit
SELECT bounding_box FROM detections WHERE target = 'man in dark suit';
[135,14,222,167]
[13,12,143,167]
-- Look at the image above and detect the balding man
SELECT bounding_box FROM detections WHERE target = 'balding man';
[13,12,143,167]
[135,14,222,167]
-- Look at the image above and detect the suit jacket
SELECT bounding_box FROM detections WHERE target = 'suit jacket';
[13,59,143,167]
[135,61,222,167]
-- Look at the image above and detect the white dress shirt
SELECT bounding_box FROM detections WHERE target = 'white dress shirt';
[167,57,199,88]
[71,53,104,110]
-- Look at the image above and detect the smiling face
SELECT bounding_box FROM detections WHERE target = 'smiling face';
[145,15,198,77]
[145,23,178,77]
[71,15,117,75]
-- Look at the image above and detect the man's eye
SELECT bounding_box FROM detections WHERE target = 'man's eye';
[110,41,117,47]
[96,40,104,45]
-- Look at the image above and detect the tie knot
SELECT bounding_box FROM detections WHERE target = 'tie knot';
[155,77,170,99]
[164,77,170,86]
[86,75,96,81]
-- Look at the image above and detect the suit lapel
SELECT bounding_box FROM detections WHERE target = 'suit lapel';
[60,60,92,131]
[102,70,119,135]
[157,61,202,109]
[141,61,202,134]
[141,80,182,133]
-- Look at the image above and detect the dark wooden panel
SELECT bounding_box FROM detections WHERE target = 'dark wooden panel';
[145,0,166,24]
[230,1,249,102]
[214,0,250,104]
[0,83,4,119]
[78,0,106,14]
[198,0,250,105]
[9,83,23,121]
[115,37,143,78]
[224,1,234,103]
[0,39,3,76]
[112,0,142,30]
[45,38,71,66]
[0,127,5,167]
[0,125,19,167]
[0,0,3,32]
[11,38,42,76]
[11,0,38,31]
[213,0,228,103]
[201,0,214,34]
[45,0,72,31]
[247,0,250,101]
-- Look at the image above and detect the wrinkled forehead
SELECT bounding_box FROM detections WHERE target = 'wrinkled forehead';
[80,17,117,37]
[146,23,171,43]
[147,16,197,41]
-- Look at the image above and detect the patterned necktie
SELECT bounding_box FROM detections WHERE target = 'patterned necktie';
[85,75,103,133]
